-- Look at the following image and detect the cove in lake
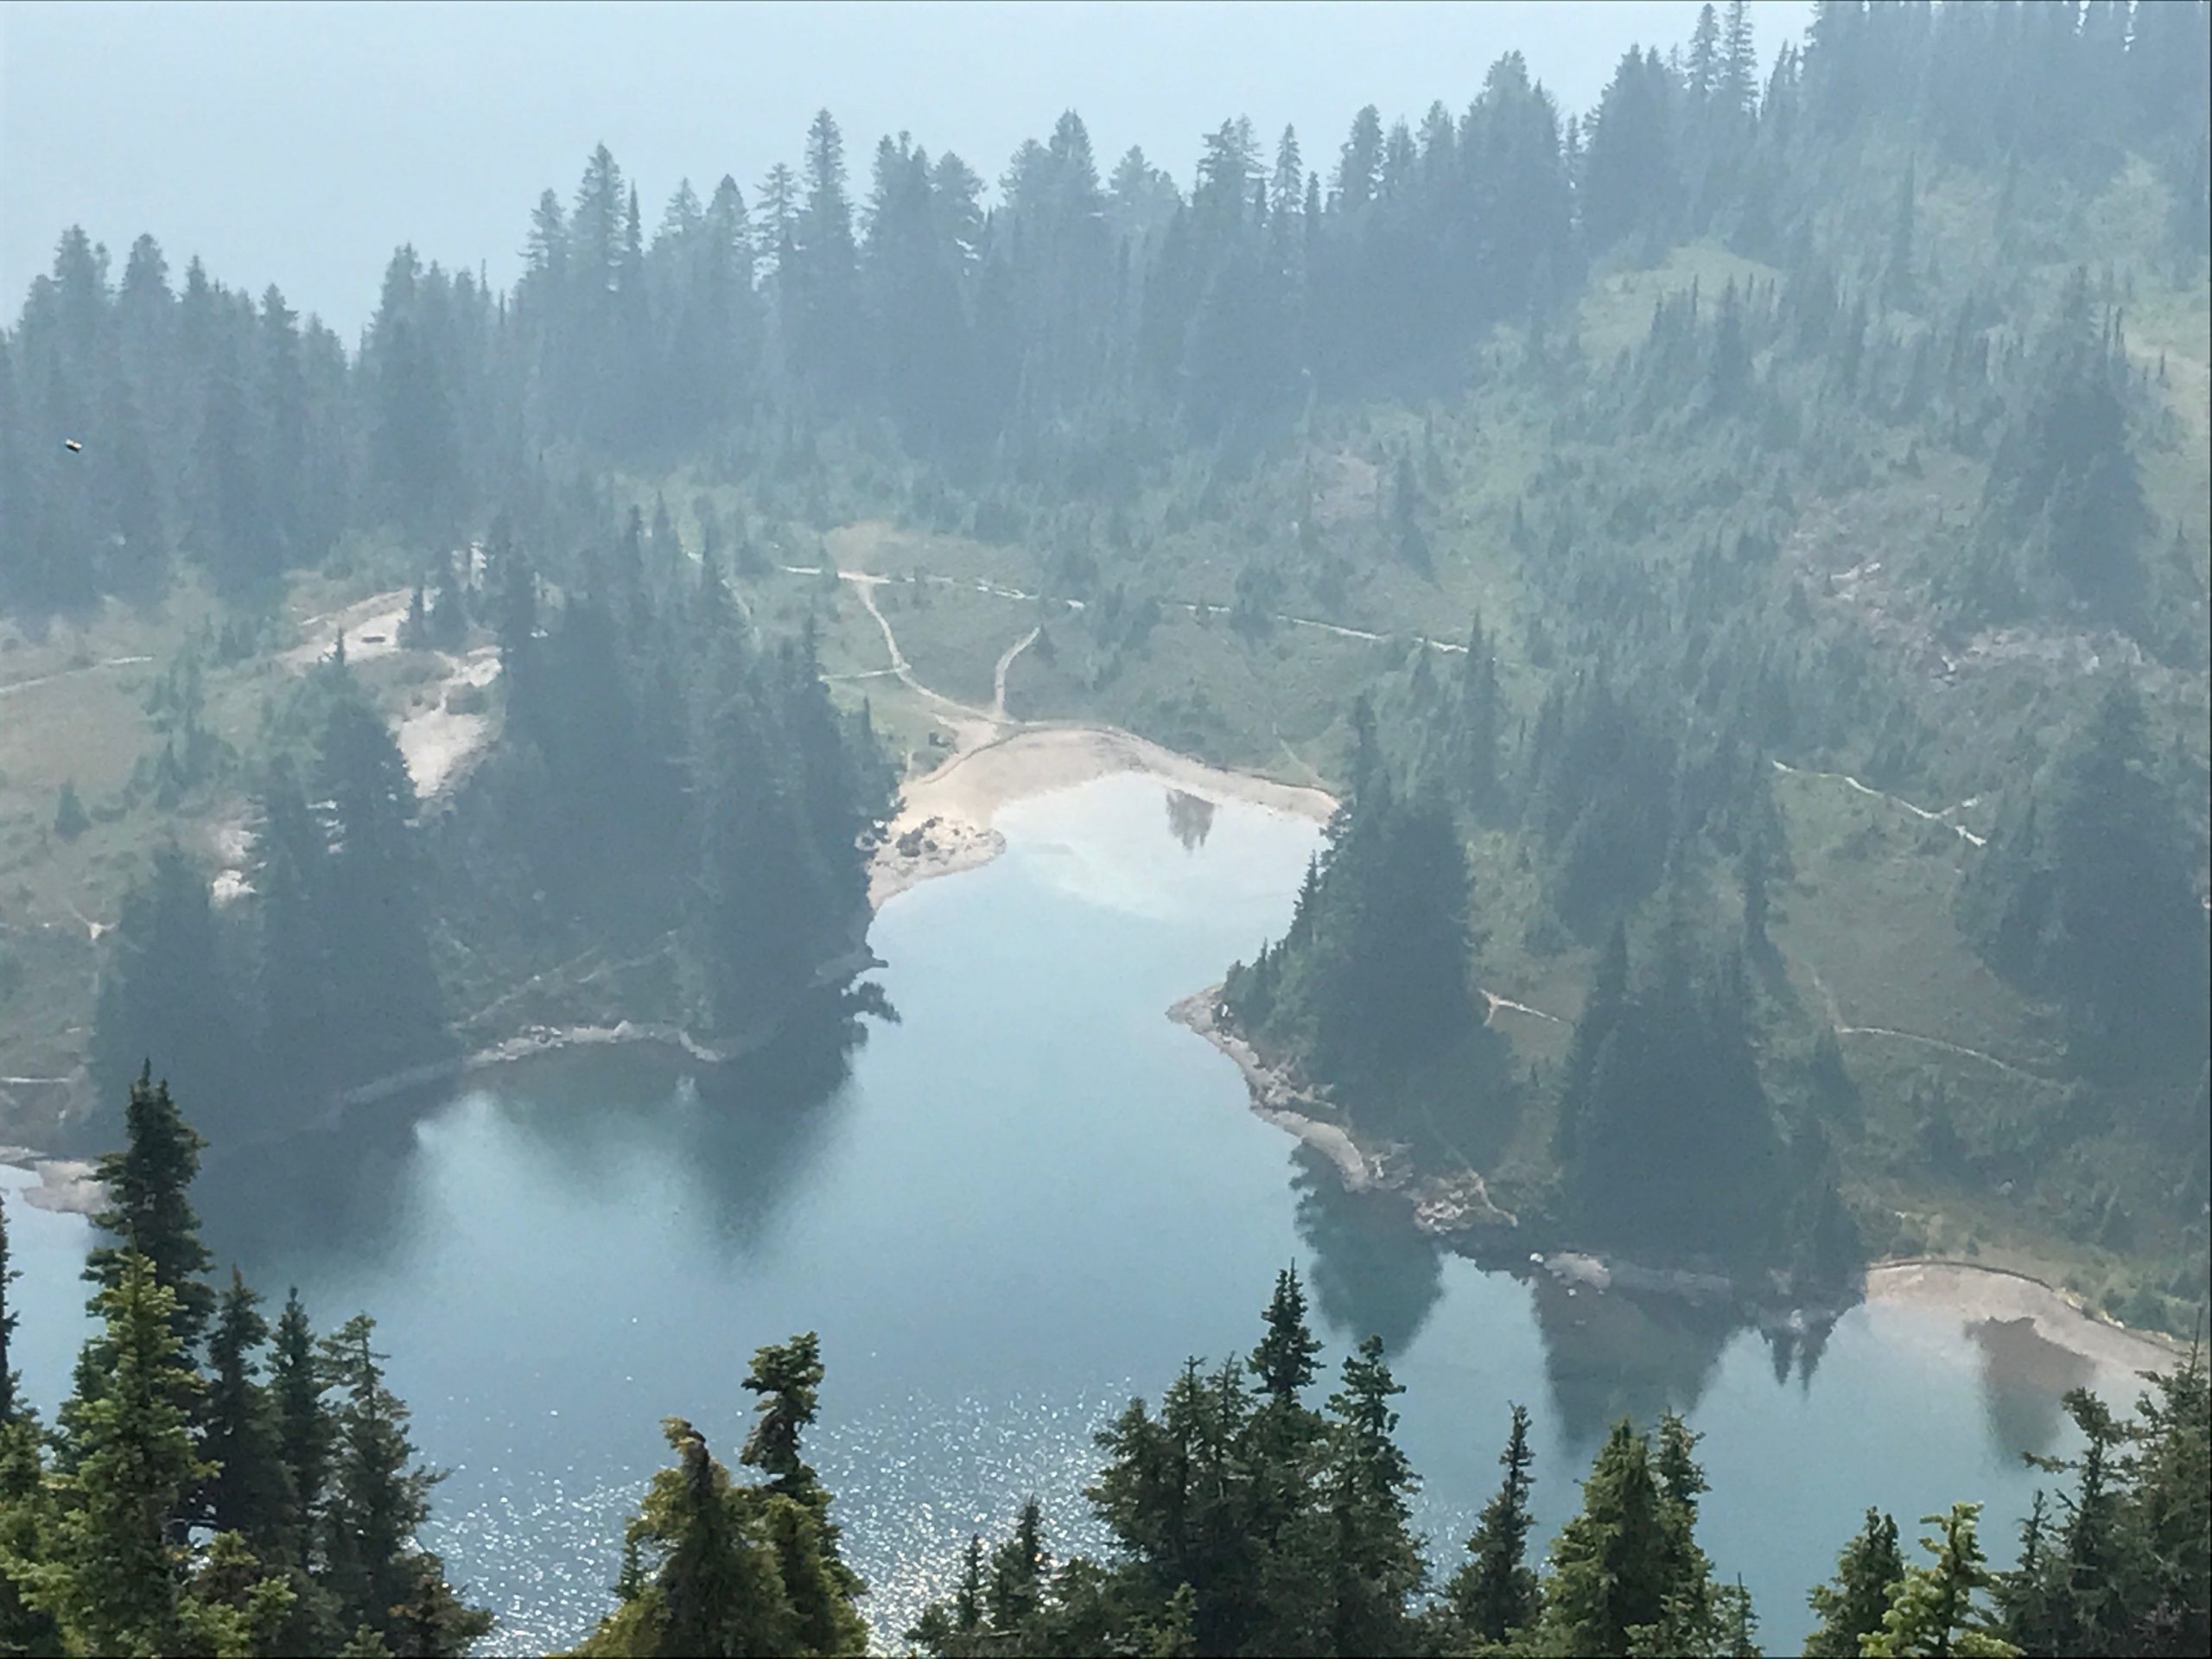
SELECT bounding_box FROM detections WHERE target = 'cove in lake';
[3,771,2152,1654]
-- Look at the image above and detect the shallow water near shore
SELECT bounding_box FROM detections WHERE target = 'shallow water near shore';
[3,771,2166,1653]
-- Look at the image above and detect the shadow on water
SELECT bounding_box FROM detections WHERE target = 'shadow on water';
[1529,1274,1740,1453]
[197,1088,423,1276]
[196,977,892,1282]
[1289,1147,1445,1357]
[680,979,891,1262]
[1761,1316,1835,1394]
[1970,1315,2094,1463]
[1164,789,1217,852]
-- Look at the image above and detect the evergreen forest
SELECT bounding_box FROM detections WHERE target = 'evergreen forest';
[11,0,2202,1325]
[1,1,2210,1650]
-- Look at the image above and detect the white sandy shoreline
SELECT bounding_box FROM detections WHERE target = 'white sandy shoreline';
[868,722,1336,907]
[1863,1259,2183,1377]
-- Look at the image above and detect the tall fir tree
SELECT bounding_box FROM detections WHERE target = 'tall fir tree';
[200,1270,294,1555]
[1447,1402,1541,1645]
[83,1066,216,1352]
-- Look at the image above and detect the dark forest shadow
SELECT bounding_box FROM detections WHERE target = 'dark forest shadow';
[1290,1147,1445,1358]
[1530,1274,1744,1454]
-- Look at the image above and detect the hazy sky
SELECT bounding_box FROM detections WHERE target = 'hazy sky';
[3,0,1811,339]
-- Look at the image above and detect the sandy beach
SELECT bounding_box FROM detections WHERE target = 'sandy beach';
[868,723,1336,907]
[1865,1259,2186,1379]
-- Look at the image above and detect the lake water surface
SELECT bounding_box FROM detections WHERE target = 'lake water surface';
[6,772,2147,1653]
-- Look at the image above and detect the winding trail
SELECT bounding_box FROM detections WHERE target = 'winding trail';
[1770,759,1987,847]
[775,567,2175,898]
[779,563,1468,659]
[992,627,1040,722]
[1811,948,2050,1083]
[1834,1026,2057,1085]
[1274,730,1330,789]
[849,576,999,733]
[0,654,153,700]
[1483,989,1561,1025]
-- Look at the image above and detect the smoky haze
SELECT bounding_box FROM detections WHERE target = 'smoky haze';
[2,0,1810,338]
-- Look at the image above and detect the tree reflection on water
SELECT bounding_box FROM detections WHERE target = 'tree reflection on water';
[1165,788,1217,852]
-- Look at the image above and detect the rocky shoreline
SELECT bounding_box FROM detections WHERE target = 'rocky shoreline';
[1166,985,2188,1374]
[15,715,2186,1387]
[302,938,887,1134]
[13,940,888,1215]
[1166,987,1516,1230]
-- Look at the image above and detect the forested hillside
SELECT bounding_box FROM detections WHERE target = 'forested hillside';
[3,0,2209,1329]
[3,1081,2207,1657]
[76,506,895,1147]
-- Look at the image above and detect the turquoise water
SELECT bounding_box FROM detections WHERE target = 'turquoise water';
[4,772,2139,1653]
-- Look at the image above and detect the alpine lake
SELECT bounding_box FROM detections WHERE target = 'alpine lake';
[5,771,2152,1654]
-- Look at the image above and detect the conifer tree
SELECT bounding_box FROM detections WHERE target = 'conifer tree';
[0,1198,17,1427]
[739,1332,866,1656]
[429,547,468,650]
[0,1402,61,1654]
[1688,4,1722,105]
[311,671,448,1084]
[740,1332,826,1501]
[250,753,333,1099]
[1541,1419,1673,1655]
[1719,0,1758,118]
[576,1417,798,1658]
[319,1315,479,1647]
[2111,1355,2212,1656]
[89,849,245,1132]
[1447,1402,1541,1645]
[1459,613,1503,816]
[1555,919,1629,1165]
[202,1270,293,1554]
[1863,1504,2019,1657]
[29,1254,210,1654]
[987,1496,1049,1632]
[1250,1265,1323,1402]
[1992,1491,2058,1656]
[0,1194,57,1654]
[386,1551,493,1658]
[270,1287,329,1574]
[1640,1412,1732,1649]
[1320,1335,1423,1655]
[187,1527,302,1656]
[84,1065,216,1352]
[51,779,88,842]
[1961,678,2206,1073]
[1808,1506,1905,1656]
